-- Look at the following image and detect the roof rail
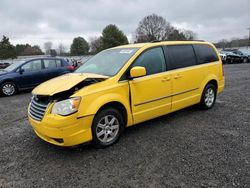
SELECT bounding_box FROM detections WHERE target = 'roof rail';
[151,39,206,42]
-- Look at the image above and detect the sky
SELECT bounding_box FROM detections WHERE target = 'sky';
[0,0,249,51]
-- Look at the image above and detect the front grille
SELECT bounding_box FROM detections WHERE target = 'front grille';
[29,98,49,121]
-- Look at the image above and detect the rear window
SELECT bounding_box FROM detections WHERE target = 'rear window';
[193,44,219,64]
[44,59,62,68]
[56,60,62,67]
[166,45,196,70]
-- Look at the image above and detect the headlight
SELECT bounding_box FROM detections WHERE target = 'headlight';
[51,97,81,116]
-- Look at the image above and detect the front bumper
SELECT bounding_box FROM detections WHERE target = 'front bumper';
[28,108,94,146]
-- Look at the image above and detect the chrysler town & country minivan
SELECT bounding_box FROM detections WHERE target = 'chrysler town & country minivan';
[28,41,224,148]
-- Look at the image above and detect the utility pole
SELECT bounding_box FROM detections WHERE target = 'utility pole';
[248,28,250,46]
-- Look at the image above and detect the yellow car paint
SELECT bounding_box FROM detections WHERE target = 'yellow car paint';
[28,41,224,146]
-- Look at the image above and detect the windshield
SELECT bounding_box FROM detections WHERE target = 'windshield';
[75,48,139,76]
[4,60,25,72]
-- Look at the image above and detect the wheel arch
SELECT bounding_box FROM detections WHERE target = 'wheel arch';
[199,75,219,101]
[0,79,19,90]
[77,93,133,127]
[206,79,218,90]
[96,101,128,126]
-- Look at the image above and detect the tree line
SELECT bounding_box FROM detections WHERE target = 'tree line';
[0,36,44,60]
[0,14,197,60]
[214,38,249,49]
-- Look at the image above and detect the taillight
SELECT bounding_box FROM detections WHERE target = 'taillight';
[67,66,75,71]
[222,64,224,76]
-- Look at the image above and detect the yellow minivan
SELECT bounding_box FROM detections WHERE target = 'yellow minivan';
[28,41,224,148]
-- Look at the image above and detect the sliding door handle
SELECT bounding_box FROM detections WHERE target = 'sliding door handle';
[174,74,182,79]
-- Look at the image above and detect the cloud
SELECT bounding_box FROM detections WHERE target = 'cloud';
[0,0,249,51]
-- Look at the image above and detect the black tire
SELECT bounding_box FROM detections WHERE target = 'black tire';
[230,58,234,64]
[0,81,17,96]
[200,83,217,110]
[243,58,248,63]
[92,107,124,148]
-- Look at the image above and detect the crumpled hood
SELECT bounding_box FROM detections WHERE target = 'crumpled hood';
[32,73,108,96]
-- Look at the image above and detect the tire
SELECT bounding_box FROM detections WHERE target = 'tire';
[92,108,124,148]
[200,83,217,109]
[230,58,234,64]
[243,58,248,63]
[1,82,17,96]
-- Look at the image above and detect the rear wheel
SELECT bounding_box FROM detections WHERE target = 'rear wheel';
[1,82,17,96]
[92,108,124,148]
[200,83,217,109]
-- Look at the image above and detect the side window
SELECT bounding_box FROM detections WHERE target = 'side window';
[22,60,42,72]
[56,60,62,67]
[132,47,166,75]
[166,45,196,70]
[193,44,219,64]
[44,59,57,69]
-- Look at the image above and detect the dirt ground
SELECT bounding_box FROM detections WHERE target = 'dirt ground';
[0,64,250,187]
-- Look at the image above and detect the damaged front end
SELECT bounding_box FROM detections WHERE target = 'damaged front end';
[28,74,108,121]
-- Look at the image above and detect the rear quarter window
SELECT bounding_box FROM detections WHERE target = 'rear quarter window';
[44,59,57,69]
[44,59,63,68]
[193,44,219,64]
[56,60,62,67]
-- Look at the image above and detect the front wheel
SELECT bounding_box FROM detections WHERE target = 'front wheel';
[92,108,124,148]
[1,82,17,96]
[200,84,217,109]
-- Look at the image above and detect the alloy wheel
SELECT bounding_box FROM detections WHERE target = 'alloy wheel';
[96,115,120,143]
[2,83,15,96]
[204,88,215,107]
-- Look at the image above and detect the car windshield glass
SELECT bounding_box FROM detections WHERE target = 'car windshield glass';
[75,48,139,76]
[4,60,25,71]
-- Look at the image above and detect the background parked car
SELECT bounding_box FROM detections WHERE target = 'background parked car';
[0,57,75,96]
[220,49,249,64]
[219,51,227,63]
[0,62,11,69]
[231,50,249,63]
[220,50,241,64]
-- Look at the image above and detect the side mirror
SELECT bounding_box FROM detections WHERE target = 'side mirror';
[19,68,24,74]
[130,66,146,79]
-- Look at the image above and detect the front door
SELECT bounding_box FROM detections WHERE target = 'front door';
[129,47,172,124]
[18,59,43,88]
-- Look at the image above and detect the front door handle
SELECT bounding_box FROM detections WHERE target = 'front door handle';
[174,74,182,79]
[161,77,171,82]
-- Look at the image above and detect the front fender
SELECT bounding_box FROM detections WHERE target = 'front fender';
[77,85,133,126]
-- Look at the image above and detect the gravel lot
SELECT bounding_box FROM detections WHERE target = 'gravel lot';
[0,64,250,187]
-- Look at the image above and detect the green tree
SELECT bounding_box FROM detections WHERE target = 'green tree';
[101,24,128,50]
[16,44,43,56]
[0,35,16,59]
[32,45,43,55]
[15,44,27,56]
[70,37,89,55]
